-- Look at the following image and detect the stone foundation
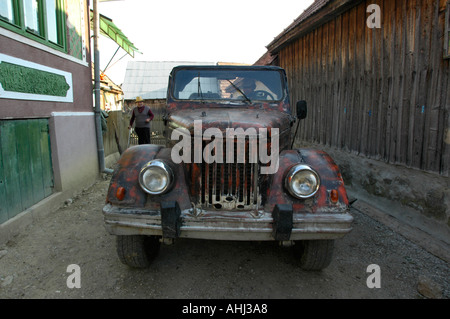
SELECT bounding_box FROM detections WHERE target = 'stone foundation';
[296,142,450,232]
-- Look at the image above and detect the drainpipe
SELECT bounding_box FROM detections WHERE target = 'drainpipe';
[93,0,113,175]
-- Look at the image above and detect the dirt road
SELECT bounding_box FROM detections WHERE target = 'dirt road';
[0,177,448,300]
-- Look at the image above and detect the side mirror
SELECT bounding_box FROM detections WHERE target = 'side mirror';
[296,100,307,120]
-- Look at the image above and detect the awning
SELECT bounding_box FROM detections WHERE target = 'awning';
[90,9,140,57]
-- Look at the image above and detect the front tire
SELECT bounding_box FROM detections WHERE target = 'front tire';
[116,235,160,268]
[294,240,334,271]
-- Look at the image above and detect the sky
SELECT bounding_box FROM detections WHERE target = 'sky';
[95,0,314,85]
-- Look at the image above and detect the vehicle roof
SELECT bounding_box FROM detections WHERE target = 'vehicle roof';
[170,65,285,72]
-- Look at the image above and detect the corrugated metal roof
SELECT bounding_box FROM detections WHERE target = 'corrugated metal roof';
[122,61,216,100]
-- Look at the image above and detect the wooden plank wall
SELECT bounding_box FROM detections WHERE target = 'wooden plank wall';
[279,0,450,176]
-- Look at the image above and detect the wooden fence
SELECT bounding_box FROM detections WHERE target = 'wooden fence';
[103,102,167,157]
[277,0,449,176]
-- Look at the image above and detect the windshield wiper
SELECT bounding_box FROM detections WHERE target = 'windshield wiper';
[197,73,204,102]
[226,79,252,104]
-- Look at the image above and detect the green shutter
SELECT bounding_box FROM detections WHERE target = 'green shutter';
[0,121,23,222]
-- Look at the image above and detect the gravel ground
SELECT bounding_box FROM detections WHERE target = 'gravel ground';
[0,177,448,300]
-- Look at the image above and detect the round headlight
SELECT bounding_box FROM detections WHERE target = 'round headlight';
[285,164,320,199]
[139,160,174,195]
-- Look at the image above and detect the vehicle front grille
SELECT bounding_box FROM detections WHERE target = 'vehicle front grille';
[186,139,261,210]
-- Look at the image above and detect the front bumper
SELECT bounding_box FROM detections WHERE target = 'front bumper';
[102,203,353,241]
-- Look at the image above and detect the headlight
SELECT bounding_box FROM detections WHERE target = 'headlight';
[285,164,320,199]
[139,160,174,195]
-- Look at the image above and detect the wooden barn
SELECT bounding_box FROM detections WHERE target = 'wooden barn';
[262,0,450,177]
[258,0,450,228]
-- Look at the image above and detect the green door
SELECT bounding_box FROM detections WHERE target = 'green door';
[0,119,54,224]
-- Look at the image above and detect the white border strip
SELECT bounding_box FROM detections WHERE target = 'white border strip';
[0,53,73,102]
[51,112,94,117]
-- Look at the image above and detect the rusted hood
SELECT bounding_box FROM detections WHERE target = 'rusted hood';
[168,107,293,134]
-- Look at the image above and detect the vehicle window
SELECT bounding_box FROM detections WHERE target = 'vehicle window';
[172,69,284,102]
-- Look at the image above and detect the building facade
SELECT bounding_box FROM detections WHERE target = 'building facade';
[0,0,98,234]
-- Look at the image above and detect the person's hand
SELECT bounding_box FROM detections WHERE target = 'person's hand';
[145,119,150,123]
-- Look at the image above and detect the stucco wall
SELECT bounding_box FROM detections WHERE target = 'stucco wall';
[49,112,99,192]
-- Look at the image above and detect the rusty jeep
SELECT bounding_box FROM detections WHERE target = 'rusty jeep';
[103,65,353,270]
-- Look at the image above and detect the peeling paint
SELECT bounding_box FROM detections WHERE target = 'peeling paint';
[104,66,352,241]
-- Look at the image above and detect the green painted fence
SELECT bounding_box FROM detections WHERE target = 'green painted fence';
[0,119,53,224]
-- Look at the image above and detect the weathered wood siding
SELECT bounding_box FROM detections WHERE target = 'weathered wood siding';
[278,0,450,176]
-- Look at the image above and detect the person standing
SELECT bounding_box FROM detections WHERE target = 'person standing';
[129,96,154,144]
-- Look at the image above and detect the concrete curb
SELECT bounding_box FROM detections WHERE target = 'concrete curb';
[349,191,450,263]
[0,191,66,246]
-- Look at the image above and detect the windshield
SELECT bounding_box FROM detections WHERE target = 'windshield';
[171,68,284,103]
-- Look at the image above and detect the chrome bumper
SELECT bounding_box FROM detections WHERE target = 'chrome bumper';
[102,203,353,241]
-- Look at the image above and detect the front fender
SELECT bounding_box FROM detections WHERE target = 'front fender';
[265,148,349,213]
[106,145,191,210]
[300,148,349,208]
[106,145,163,207]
